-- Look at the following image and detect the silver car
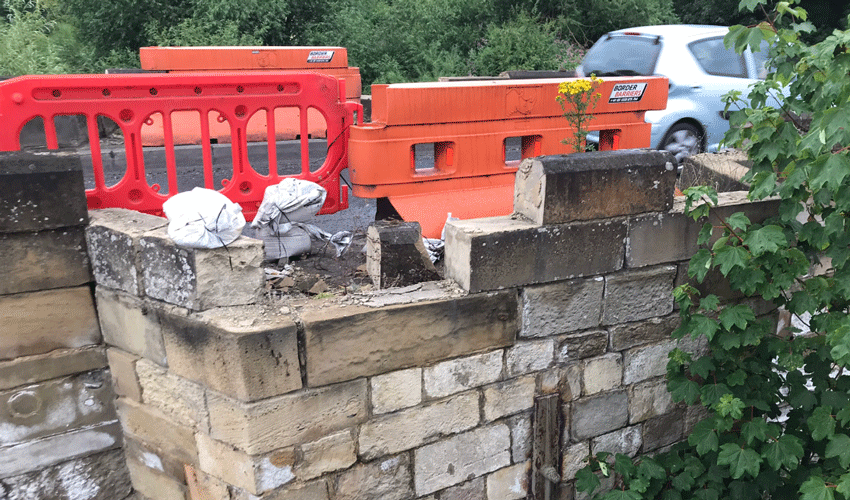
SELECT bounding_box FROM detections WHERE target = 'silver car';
[577,25,770,163]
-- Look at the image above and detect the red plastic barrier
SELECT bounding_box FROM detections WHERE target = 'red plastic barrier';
[0,72,361,220]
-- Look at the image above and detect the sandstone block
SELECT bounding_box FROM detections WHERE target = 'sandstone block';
[106,348,143,401]
[414,424,511,496]
[483,376,536,421]
[135,359,208,430]
[679,150,751,193]
[253,480,330,500]
[622,341,676,385]
[207,379,368,455]
[539,364,582,402]
[139,227,263,310]
[371,367,422,414]
[487,462,530,500]
[0,448,131,500]
[359,391,479,460]
[296,429,356,481]
[0,370,116,447]
[95,287,170,366]
[116,398,199,469]
[86,208,168,295]
[609,314,679,351]
[561,441,590,481]
[126,458,187,500]
[333,454,412,500]
[0,287,101,360]
[557,330,608,362]
[506,339,554,376]
[424,350,503,399]
[0,151,88,233]
[124,436,188,484]
[0,228,91,295]
[302,292,517,386]
[642,409,685,452]
[602,265,676,325]
[513,151,676,225]
[366,220,440,288]
[571,390,629,441]
[0,346,106,391]
[521,277,604,338]
[582,354,623,395]
[445,216,626,292]
[0,421,122,479]
[591,426,642,457]
[439,477,486,500]
[161,306,301,402]
[629,378,674,423]
[196,432,294,494]
[509,413,532,463]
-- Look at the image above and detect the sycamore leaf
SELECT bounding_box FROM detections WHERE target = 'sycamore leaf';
[836,473,850,499]
[825,434,850,468]
[741,419,770,445]
[715,245,750,275]
[688,419,719,455]
[763,435,804,471]
[575,467,601,495]
[800,476,834,500]
[602,489,642,500]
[719,304,756,330]
[808,406,836,441]
[689,355,715,379]
[717,443,762,479]
[726,212,751,231]
[691,314,720,341]
[669,376,701,405]
[743,225,786,257]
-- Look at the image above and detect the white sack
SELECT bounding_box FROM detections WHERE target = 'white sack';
[162,188,246,249]
[252,178,327,234]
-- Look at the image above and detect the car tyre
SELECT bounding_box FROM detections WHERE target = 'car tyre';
[661,122,702,165]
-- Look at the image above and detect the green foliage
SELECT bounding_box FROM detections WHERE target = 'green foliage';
[576,1,850,499]
[0,0,68,75]
[471,11,565,76]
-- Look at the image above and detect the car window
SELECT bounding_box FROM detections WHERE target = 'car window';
[581,35,662,76]
[688,37,747,78]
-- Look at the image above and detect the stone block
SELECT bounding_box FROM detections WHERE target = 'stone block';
[483,376,536,421]
[591,426,642,457]
[366,221,440,288]
[414,424,511,496]
[642,409,685,452]
[629,378,674,424]
[0,448,131,500]
[521,277,604,338]
[116,398,199,470]
[609,314,679,351]
[679,150,751,193]
[359,391,479,460]
[207,379,368,455]
[253,480,330,500]
[0,346,106,390]
[582,354,623,395]
[557,330,608,362]
[506,339,554,376]
[124,436,188,484]
[0,228,91,295]
[86,208,167,295]
[126,458,187,500]
[106,348,143,401]
[0,370,116,447]
[509,413,532,463]
[622,340,676,385]
[445,216,626,293]
[302,292,517,387]
[0,151,88,233]
[135,359,208,430]
[296,429,356,481]
[602,266,676,325]
[0,287,101,360]
[371,367,422,414]
[139,227,263,310]
[424,350,503,399]
[0,421,122,479]
[333,454,412,500]
[95,287,171,366]
[513,151,676,225]
[487,462,530,500]
[539,364,582,402]
[161,306,301,402]
[562,441,590,481]
[571,390,629,441]
[196,433,294,495]
[439,477,486,500]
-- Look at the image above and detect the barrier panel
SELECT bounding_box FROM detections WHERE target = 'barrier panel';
[138,47,362,147]
[349,77,668,237]
[0,71,361,220]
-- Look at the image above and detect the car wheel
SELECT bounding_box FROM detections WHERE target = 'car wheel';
[661,123,702,165]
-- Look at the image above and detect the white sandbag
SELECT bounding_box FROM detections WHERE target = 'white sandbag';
[162,188,246,249]
[252,178,327,234]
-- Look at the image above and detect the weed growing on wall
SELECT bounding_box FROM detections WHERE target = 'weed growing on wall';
[556,76,603,153]
[575,1,850,499]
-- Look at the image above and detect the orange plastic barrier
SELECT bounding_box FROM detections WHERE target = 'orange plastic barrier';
[349,77,668,237]
[139,47,362,147]
[0,72,360,220]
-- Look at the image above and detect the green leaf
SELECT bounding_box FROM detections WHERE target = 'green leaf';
[699,295,720,312]
[689,355,715,379]
[837,406,850,426]
[727,369,747,386]
[715,245,750,275]
[825,434,850,468]
[716,393,745,419]
[717,443,762,479]
[601,489,642,500]
[719,304,756,330]
[689,249,713,282]
[743,225,786,257]
[836,473,850,499]
[800,476,834,500]
[741,419,769,445]
[637,458,667,480]
[688,419,719,455]
[808,406,836,441]
[669,376,702,405]
[763,435,804,471]
[725,212,751,231]
[575,467,601,495]
[691,315,720,341]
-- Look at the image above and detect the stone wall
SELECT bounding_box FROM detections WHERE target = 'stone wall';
[78,150,779,500]
[0,152,132,499]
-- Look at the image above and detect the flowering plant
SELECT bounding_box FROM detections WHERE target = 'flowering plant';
[556,75,603,153]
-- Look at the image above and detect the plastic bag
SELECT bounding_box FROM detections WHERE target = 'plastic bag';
[252,178,327,234]
[162,188,246,249]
